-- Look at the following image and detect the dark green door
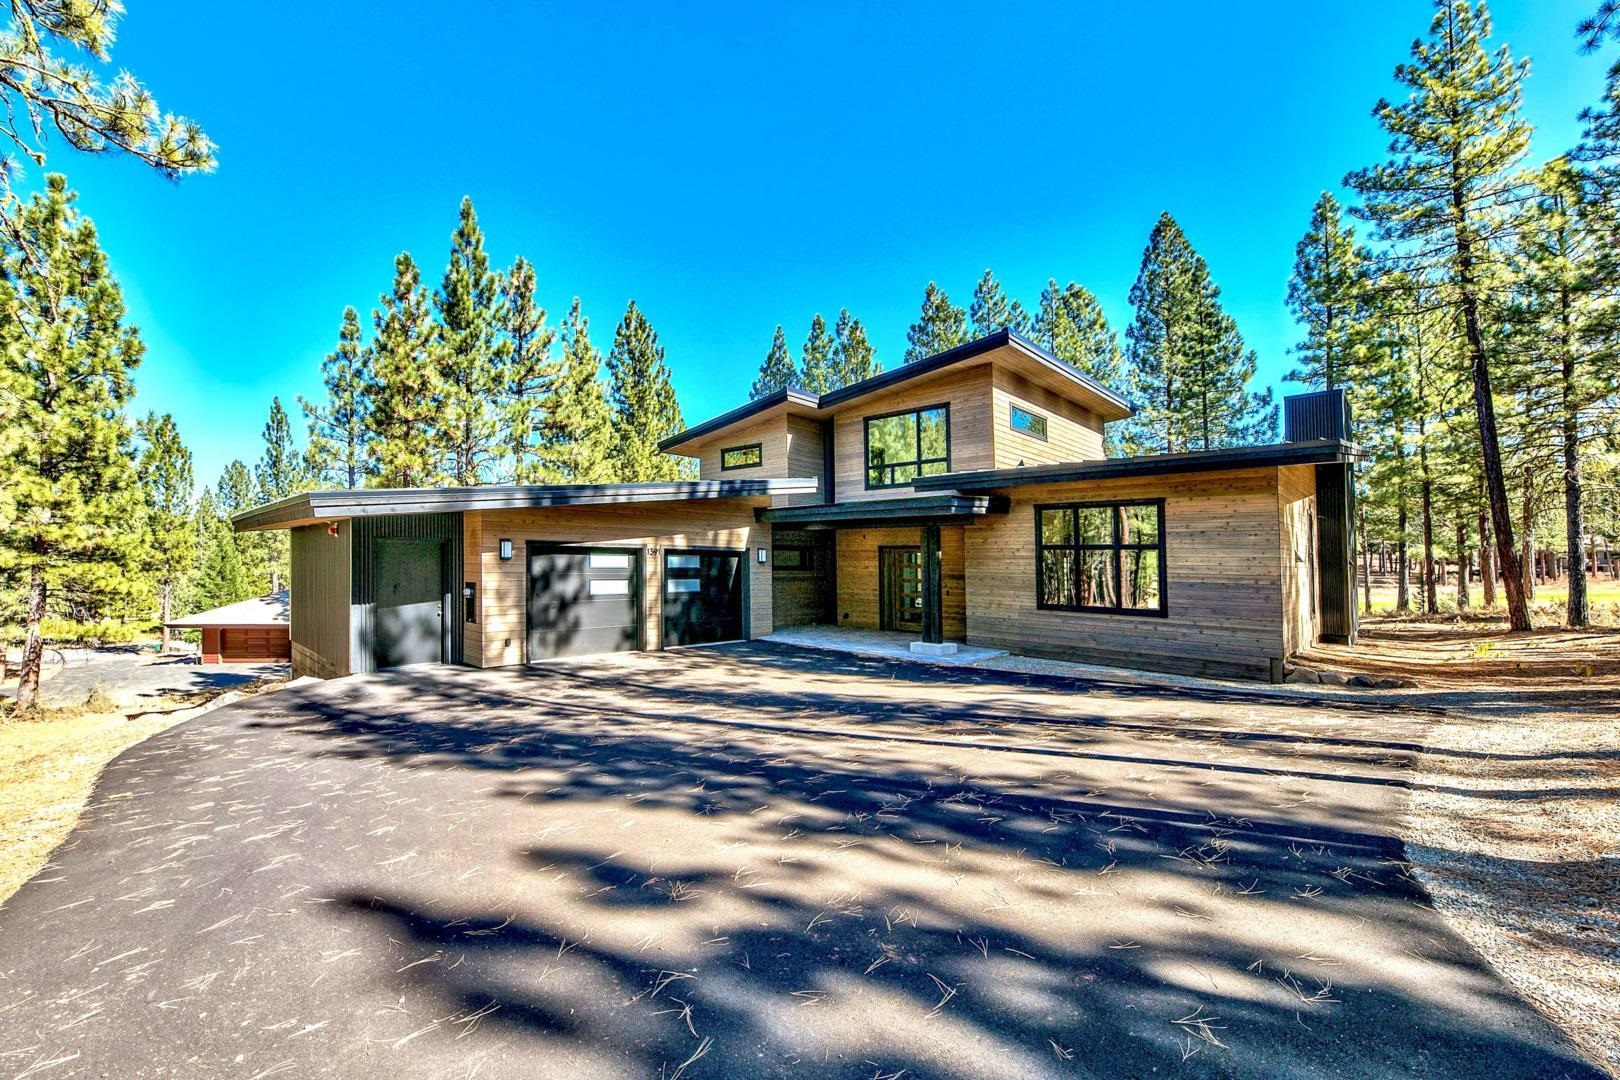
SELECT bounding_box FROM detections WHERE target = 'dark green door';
[527,546,641,661]
[373,538,445,668]
[879,546,923,632]
[662,550,743,647]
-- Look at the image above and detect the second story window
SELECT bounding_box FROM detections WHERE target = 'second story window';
[1010,404,1048,440]
[721,443,763,470]
[864,404,949,488]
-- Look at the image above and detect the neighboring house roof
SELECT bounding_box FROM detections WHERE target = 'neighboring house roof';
[233,478,819,532]
[913,439,1361,491]
[166,592,290,629]
[659,328,1135,453]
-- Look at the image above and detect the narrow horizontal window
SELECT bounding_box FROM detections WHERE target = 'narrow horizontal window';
[773,547,807,569]
[1010,404,1048,440]
[588,552,632,570]
[666,554,702,570]
[666,578,701,595]
[588,578,631,596]
[1035,500,1167,617]
[721,443,763,470]
[865,404,950,488]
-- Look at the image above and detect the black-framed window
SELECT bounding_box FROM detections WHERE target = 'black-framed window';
[1036,500,1167,616]
[720,443,763,470]
[864,404,949,488]
[1010,404,1048,440]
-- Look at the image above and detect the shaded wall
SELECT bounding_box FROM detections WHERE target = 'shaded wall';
[349,513,464,674]
[289,523,352,678]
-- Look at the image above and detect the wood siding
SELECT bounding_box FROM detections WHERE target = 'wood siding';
[831,366,995,502]
[219,626,292,663]
[693,413,824,507]
[1279,464,1319,657]
[990,366,1106,467]
[834,525,967,640]
[963,468,1288,681]
[770,528,832,628]
[464,501,770,668]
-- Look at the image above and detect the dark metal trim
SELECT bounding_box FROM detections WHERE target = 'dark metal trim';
[914,440,1360,492]
[820,418,836,505]
[759,494,1009,527]
[1033,498,1169,619]
[719,442,764,471]
[1009,404,1048,441]
[863,402,952,490]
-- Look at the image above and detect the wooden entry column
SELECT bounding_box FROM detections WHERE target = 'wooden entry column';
[921,523,944,644]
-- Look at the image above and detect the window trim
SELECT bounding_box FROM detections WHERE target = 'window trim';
[719,442,764,471]
[1033,498,1168,618]
[862,402,952,490]
[1009,404,1048,441]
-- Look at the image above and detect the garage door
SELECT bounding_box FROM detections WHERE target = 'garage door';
[220,627,291,662]
[527,546,641,662]
[662,549,744,647]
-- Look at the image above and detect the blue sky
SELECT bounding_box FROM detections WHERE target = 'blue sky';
[31,0,1609,486]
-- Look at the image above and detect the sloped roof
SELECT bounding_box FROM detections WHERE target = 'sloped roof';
[165,592,290,628]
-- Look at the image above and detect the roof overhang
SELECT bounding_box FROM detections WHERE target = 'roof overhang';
[912,440,1362,492]
[234,478,821,532]
[659,329,1135,455]
[164,594,290,628]
[758,494,1010,529]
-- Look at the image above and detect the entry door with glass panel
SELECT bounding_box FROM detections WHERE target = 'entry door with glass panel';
[662,549,744,647]
[878,546,924,632]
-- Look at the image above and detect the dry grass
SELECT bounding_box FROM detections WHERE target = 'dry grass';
[1303,615,1620,689]
[0,706,190,904]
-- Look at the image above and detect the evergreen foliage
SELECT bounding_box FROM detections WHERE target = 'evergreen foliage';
[1033,279,1123,387]
[301,306,372,489]
[1286,193,1377,391]
[750,325,796,400]
[503,255,559,483]
[831,308,880,387]
[0,175,144,712]
[903,282,968,363]
[434,197,511,485]
[368,252,439,487]
[607,301,686,481]
[135,412,195,648]
[799,314,837,395]
[969,270,1030,336]
[538,298,617,483]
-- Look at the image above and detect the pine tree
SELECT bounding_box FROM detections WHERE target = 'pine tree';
[607,301,685,481]
[192,513,252,611]
[368,253,439,487]
[503,255,558,483]
[538,298,617,482]
[904,282,968,362]
[135,413,195,649]
[1347,0,1534,629]
[799,314,837,394]
[1123,213,1275,453]
[1033,279,1123,387]
[831,308,881,387]
[301,306,372,489]
[1286,192,1376,392]
[969,269,1030,336]
[750,325,796,399]
[434,196,510,485]
[257,396,314,502]
[216,459,271,595]
[0,175,144,712]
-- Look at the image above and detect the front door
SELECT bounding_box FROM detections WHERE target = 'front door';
[373,538,445,668]
[879,546,924,633]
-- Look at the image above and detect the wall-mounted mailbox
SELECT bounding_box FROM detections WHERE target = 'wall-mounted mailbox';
[463,581,477,622]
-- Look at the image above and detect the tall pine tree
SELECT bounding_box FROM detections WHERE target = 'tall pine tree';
[751,325,796,399]
[1033,279,1123,387]
[434,196,510,485]
[831,308,880,387]
[539,299,617,482]
[136,413,195,648]
[607,301,685,481]
[1347,0,1534,629]
[904,282,968,362]
[503,255,558,483]
[0,176,144,712]
[301,306,372,489]
[1286,192,1376,392]
[969,269,1030,337]
[799,314,837,394]
[368,253,439,487]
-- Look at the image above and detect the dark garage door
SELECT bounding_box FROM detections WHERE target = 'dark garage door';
[527,545,641,661]
[374,538,447,668]
[662,549,744,647]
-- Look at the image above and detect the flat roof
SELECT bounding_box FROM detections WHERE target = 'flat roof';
[234,478,820,532]
[166,592,289,629]
[759,493,1010,528]
[660,328,1135,453]
[912,439,1360,491]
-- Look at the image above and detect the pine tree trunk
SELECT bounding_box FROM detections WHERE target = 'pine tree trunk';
[1562,304,1588,626]
[1359,505,1373,615]
[16,560,47,715]
[1396,483,1411,612]
[160,581,173,652]
[1478,506,1496,607]
[1456,519,1470,611]
[1418,437,1437,614]
[1521,471,1536,602]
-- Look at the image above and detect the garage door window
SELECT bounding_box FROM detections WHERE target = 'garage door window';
[589,552,632,570]
[589,578,631,596]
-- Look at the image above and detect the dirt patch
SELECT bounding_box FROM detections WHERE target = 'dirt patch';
[1302,615,1620,689]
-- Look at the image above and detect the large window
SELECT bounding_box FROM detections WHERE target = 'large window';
[1036,500,1166,616]
[865,404,949,488]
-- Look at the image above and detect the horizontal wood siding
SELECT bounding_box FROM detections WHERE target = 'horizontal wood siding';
[771,528,832,628]
[289,523,351,678]
[1279,464,1318,657]
[990,366,1106,467]
[464,501,770,668]
[834,525,967,640]
[696,415,789,481]
[782,416,825,506]
[832,366,995,502]
[963,468,1287,680]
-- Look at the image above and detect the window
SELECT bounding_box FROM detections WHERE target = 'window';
[1010,405,1048,440]
[721,443,763,470]
[666,578,701,595]
[588,552,631,570]
[773,547,807,570]
[864,404,950,488]
[666,553,702,569]
[1035,500,1166,616]
[588,578,631,596]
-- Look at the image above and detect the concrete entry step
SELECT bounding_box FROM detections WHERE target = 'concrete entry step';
[761,624,1008,667]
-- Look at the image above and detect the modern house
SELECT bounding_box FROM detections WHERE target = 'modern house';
[235,329,1358,683]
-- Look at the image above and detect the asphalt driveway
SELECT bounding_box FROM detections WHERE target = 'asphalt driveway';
[0,643,1599,1079]
[1,646,286,708]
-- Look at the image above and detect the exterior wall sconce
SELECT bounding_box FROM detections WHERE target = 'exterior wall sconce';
[326,522,340,537]
[498,538,513,561]
[757,547,768,564]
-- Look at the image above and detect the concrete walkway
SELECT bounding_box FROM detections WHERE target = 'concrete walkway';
[763,623,1009,665]
[0,643,1599,1078]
